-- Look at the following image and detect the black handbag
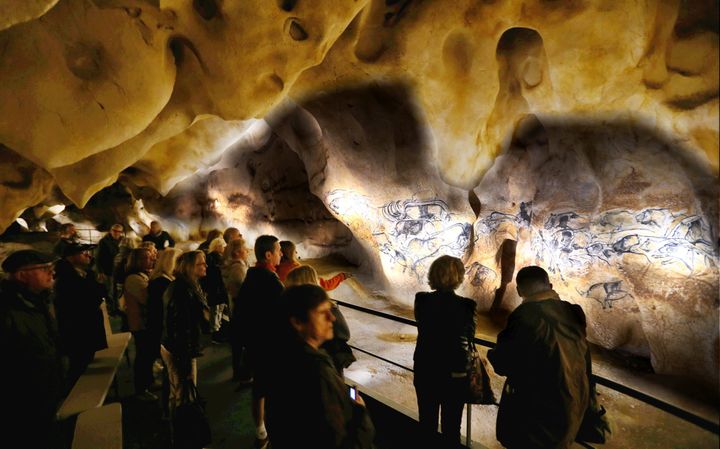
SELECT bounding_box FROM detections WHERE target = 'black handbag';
[173,380,212,449]
[466,335,496,405]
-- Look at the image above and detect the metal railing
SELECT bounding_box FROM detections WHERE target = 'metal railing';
[335,298,720,447]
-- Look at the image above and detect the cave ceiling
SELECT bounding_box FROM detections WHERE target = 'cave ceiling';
[0,0,718,388]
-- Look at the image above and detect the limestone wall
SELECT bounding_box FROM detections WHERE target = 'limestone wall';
[0,0,717,388]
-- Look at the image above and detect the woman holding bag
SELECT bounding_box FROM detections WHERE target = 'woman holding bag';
[413,255,477,448]
[161,251,210,413]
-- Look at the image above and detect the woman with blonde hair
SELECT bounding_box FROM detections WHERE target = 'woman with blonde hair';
[123,247,157,401]
[113,234,141,308]
[202,237,229,343]
[197,229,222,253]
[161,251,209,414]
[413,255,477,448]
[148,248,182,418]
[284,265,320,286]
[223,237,249,304]
[285,265,356,376]
[223,237,250,382]
[148,249,183,352]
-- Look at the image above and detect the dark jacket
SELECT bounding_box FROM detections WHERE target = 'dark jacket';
[162,277,208,367]
[96,234,120,276]
[197,240,211,253]
[148,275,171,356]
[488,293,590,449]
[143,230,175,249]
[53,259,108,357]
[321,302,356,373]
[266,340,375,449]
[413,290,476,376]
[200,252,228,307]
[232,265,284,357]
[53,237,78,257]
[0,280,65,438]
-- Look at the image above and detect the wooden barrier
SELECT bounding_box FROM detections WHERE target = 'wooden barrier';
[57,332,132,420]
[101,301,112,337]
[71,403,122,449]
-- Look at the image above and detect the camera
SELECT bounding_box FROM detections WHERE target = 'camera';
[349,385,357,401]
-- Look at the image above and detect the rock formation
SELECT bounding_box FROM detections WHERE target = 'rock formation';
[0,0,717,388]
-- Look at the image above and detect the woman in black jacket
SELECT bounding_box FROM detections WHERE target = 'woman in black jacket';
[160,250,209,413]
[284,265,356,377]
[413,255,477,448]
[148,248,182,417]
[265,285,374,449]
[200,238,229,343]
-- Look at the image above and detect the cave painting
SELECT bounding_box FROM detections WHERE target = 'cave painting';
[532,207,717,279]
[327,189,472,281]
[465,262,498,288]
[577,280,634,310]
[474,201,532,237]
[471,203,716,312]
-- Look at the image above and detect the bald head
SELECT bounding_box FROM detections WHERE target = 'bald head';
[516,266,552,298]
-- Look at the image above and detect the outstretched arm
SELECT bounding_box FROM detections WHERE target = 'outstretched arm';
[319,273,350,291]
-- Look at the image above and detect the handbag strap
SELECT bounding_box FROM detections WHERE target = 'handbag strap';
[180,378,199,404]
[467,326,478,354]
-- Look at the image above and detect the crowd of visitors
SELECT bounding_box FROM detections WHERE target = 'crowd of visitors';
[0,219,595,449]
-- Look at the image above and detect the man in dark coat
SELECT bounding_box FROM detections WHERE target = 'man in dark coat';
[488,266,590,449]
[0,250,65,449]
[143,220,175,249]
[53,222,79,256]
[54,242,109,393]
[233,234,284,449]
[96,223,123,311]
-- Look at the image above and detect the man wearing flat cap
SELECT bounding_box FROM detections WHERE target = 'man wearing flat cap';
[0,249,65,449]
[96,224,124,312]
[54,242,109,393]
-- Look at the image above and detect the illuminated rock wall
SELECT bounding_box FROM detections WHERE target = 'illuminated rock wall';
[469,116,718,388]
[270,85,476,292]
[0,0,717,387]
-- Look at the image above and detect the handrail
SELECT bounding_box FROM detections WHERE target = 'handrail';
[335,300,417,327]
[335,299,720,435]
[349,345,413,373]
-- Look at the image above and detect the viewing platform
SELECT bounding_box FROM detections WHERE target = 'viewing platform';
[107,257,718,449]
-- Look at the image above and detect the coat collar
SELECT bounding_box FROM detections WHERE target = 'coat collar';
[522,289,561,303]
[0,279,49,311]
[255,261,277,273]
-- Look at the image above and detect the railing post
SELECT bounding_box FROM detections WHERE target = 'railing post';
[466,403,472,447]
